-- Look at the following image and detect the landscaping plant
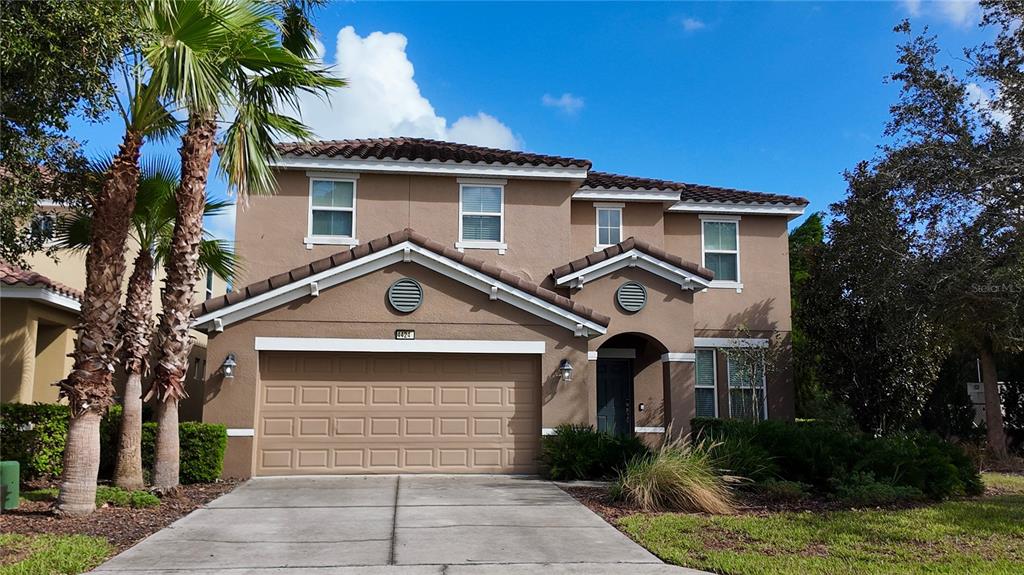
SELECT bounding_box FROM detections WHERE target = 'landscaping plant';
[611,437,735,514]
[539,424,649,480]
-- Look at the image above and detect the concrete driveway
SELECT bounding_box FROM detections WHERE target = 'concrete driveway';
[93,475,705,574]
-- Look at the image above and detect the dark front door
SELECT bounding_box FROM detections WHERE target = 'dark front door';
[597,358,633,436]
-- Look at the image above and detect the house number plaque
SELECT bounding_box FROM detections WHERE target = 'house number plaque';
[395,329,416,340]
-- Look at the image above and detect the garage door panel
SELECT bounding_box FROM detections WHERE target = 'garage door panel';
[256,353,540,475]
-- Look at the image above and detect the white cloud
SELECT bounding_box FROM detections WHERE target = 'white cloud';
[541,93,585,115]
[900,0,979,26]
[284,26,521,149]
[681,17,706,32]
[966,83,1012,130]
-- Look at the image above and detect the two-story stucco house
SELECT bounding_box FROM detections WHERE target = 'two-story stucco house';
[192,137,808,478]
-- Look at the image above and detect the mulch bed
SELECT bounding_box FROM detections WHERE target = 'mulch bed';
[0,481,239,552]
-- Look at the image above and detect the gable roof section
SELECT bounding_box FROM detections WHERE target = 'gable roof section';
[275,138,591,169]
[0,261,82,312]
[580,172,809,214]
[551,238,714,290]
[194,229,609,336]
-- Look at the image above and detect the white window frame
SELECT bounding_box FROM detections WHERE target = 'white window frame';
[204,268,214,300]
[456,180,506,254]
[726,353,768,421]
[694,348,719,418]
[594,202,624,251]
[700,214,743,292]
[305,175,359,249]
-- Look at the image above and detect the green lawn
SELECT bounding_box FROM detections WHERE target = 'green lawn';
[618,473,1024,575]
[0,534,112,575]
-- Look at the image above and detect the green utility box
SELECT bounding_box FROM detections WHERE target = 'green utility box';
[1,460,19,510]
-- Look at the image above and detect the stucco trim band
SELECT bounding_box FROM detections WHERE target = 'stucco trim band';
[271,156,589,180]
[254,337,545,355]
[227,428,255,437]
[193,241,607,336]
[553,249,713,291]
[694,337,769,348]
[669,200,806,218]
[661,352,696,363]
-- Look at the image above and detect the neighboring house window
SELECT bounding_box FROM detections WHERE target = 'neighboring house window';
[595,204,623,250]
[701,216,741,288]
[695,348,717,418]
[458,183,506,253]
[306,177,357,248]
[31,214,54,242]
[205,268,214,300]
[727,354,767,421]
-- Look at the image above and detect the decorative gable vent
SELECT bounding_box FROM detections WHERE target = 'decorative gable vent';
[616,281,647,312]
[388,278,423,313]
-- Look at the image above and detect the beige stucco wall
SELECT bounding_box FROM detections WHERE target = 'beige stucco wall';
[202,261,590,477]
[0,299,76,403]
[570,201,669,260]
[236,170,577,288]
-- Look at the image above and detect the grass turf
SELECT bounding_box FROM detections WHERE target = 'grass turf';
[0,534,113,575]
[618,473,1024,575]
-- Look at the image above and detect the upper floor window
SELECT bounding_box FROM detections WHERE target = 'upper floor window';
[701,216,741,289]
[205,268,214,300]
[306,177,357,249]
[595,203,622,250]
[458,183,506,253]
[31,213,55,243]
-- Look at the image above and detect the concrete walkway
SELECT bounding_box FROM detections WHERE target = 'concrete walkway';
[93,475,706,574]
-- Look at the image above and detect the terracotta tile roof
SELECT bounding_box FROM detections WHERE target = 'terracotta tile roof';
[195,229,611,327]
[275,137,592,169]
[551,237,715,282]
[583,172,809,206]
[0,261,83,301]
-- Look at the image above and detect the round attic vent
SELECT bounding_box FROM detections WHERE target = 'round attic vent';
[388,278,423,313]
[616,281,647,313]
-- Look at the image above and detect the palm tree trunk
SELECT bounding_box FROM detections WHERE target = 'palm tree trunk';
[980,343,1008,460]
[113,249,155,490]
[56,130,143,516]
[151,111,217,490]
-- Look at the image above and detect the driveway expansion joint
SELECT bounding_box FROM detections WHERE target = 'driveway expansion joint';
[388,476,401,565]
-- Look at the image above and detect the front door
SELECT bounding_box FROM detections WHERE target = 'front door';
[597,358,633,436]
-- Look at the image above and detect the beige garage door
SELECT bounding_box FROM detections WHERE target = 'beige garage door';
[255,352,541,475]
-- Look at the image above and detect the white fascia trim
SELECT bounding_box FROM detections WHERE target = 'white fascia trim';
[670,201,806,218]
[694,337,768,348]
[227,428,255,437]
[554,249,712,290]
[255,337,545,354]
[192,241,606,336]
[635,426,666,433]
[574,189,680,202]
[542,428,557,436]
[661,352,696,363]
[271,156,589,180]
[0,286,81,313]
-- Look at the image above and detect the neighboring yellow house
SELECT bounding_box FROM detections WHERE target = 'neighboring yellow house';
[1,205,230,419]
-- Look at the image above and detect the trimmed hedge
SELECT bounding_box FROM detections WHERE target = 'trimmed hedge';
[693,417,983,501]
[1,403,226,484]
[539,424,650,480]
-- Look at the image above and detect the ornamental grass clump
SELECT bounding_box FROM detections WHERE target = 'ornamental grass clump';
[612,437,736,514]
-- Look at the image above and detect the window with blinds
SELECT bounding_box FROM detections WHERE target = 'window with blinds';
[702,220,739,282]
[310,179,356,238]
[460,185,503,242]
[695,349,717,418]
[727,354,767,421]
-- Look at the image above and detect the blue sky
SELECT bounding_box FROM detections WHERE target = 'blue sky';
[66,1,994,241]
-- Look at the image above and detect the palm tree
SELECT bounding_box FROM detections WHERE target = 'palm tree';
[56,0,257,516]
[54,158,238,490]
[148,0,342,491]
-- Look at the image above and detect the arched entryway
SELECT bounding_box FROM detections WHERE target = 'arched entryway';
[595,333,669,437]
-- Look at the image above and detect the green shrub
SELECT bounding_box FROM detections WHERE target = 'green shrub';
[0,403,70,480]
[611,438,735,514]
[2,403,226,485]
[178,422,227,483]
[755,479,810,502]
[709,437,777,481]
[94,485,160,508]
[831,471,924,506]
[692,417,981,501]
[539,424,650,480]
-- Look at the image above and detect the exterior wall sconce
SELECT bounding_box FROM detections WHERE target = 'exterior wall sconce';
[221,353,237,380]
[559,359,574,382]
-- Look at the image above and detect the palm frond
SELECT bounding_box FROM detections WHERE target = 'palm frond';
[198,238,241,282]
[51,211,93,252]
